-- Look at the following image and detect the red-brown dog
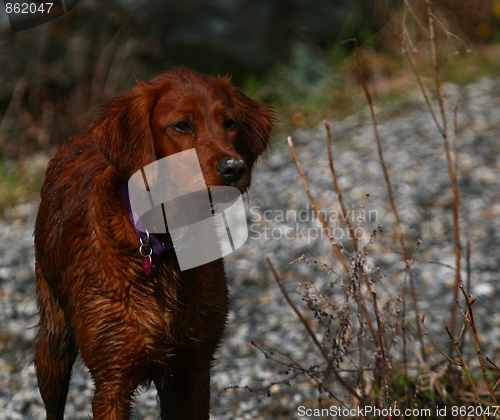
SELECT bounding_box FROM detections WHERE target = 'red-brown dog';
[34,68,273,419]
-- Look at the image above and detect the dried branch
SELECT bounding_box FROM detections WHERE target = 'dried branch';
[265,256,361,400]
[421,317,485,417]
[372,290,391,408]
[459,285,498,404]
[346,38,425,361]
[287,136,349,273]
[324,120,359,250]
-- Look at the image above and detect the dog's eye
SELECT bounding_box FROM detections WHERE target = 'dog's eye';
[224,118,236,131]
[173,121,192,133]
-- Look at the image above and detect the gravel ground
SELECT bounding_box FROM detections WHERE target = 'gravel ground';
[1,77,499,419]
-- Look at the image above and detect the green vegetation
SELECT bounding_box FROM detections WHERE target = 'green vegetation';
[247,42,500,131]
[0,157,44,212]
[245,5,500,131]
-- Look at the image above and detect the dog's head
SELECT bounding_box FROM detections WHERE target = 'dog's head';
[92,68,274,193]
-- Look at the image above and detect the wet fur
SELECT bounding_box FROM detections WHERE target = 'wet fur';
[34,68,273,419]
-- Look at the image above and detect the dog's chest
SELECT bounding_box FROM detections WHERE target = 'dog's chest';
[118,270,228,358]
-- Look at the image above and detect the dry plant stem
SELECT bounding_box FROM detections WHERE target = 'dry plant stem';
[372,290,391,408]
[453,103,459,183]
[465,243,471,295]
[249,341,343,404]
[266,257,327,358]
[286,136,349,273]
[265,256,361,400]
[325,119,377,317]
[420,318,486,418]
[444,325,487,419]
[403,0,429,39]
[459,285,498,404]
[427,2,447,135]
[494,377,500,393]
[349,42,425,360]
[266,257,330,361]
[461,240,472,357]
[350,45,408,260]
[485,356,500,374]
[444,89,462,352]
[424,0,462,351]
[485,357,500,392]
[403,0,463,355]
[324,121,358,250]
[355,293,367,402]
[403,51,444,133]
[287,135,377,341]
[402,298,409,397]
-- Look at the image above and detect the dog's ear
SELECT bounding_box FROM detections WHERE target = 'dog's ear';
[91,82,157,178]
[232,90,274,168]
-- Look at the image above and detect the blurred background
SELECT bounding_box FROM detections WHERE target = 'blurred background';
[1,0,499,171]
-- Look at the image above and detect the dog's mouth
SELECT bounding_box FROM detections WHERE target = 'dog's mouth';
[219,178,246,190]
[200,173,250,196]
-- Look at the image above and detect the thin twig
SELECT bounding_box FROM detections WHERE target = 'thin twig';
[421,317,485,416]
[352,45,407,257]
[461,240,472,357]
[443,323,487,418]
[444,90,462,349]
[372,290,391,408]
[422,0,463,351]
[250,341,344,404]
[347,38,425,361]
[287,135,377,345]
[265,256,361,400]
[420,317,459,365]
[404,0,463,355]
[403,48,444,134]
[403,0,429,38]
[266,257,327,359]
[324,121,358,250]
[427,3,447,135]
[459,284,498,404]
[287,136,349,273]
[324,120,378,345]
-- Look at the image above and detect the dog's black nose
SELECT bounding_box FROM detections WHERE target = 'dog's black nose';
[217,158,246,183]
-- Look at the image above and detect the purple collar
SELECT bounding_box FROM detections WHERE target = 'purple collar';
[121,183,173,257]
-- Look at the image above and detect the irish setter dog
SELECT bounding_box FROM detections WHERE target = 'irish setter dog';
[34,68,273,419]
